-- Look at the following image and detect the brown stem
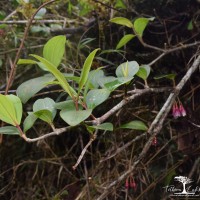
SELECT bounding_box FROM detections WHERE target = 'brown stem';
[72,130,97,170]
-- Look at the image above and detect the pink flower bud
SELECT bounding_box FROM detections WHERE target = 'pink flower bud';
[152,137,157,146]
[179,104,186,117]
[125,178,129,189]
[130,177,137,191]
[172,103,181,119]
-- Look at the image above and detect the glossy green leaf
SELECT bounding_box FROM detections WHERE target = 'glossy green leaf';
[86,89,110,109]
[78,48,100,93]
[30,54,76,98]
[34,8,46,19]
[17,59,38,65]
[0,94,18,126]
[120,120,148,130]
[63,73,80,83]
[7,95,22,125]
[136,65,151,80]
[116,34,135,49]
[34,110,53,124]
[97,76,116,88]
[54,100,76,110]
[43,35,66,67]
[33,97,56,119]
[115,0,126,9]
[60,109,92,126]
[104,77,132,91]
[110,17,133,28]
[23,112,38,133]
[17,58,48,71]
[89,122,113,131]
[87,69,105,89]
[154,73,176,80]
[16,74,55,103]
[0,126,20,135]
[116,61,139,78]
[37,62,49,71]
[134,17,154,37]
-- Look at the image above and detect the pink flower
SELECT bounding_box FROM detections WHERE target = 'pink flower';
[179,104,186,117]
[152,137,157,146]
[130,177,137,191]
[125,178,129,189]
[172,103,181,119]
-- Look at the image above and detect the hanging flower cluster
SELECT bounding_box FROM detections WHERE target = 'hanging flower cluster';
[152,137,157,146]
[125,176,137,191]
[172,101,186,119]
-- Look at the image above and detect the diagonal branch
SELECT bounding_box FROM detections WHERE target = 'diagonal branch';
[91,87,172,125]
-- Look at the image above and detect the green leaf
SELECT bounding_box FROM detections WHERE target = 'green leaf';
[54,100,83,111]
[23,112,38,133]
[116,61,139,78]
[116,34,135,49]
[89,123,113,131]
[187,20,193,30]
[6,95,22,125]
[133,17,154,37]
[34,8,46,19]
[115,0,126,9]
[104,77,133,91]
[86,89,110,109]
[17,59,38,65]
[63,73,80,83]
[87,69,105,89]
[0,94,18,126]
[34,109,53,124]
[16,74,55,103]
[17,59,48,71]
[43,35,66,67]
[98,76,116,88]
[136,65,151,80]
[78,48,100,93]
[0,126,20,135]
[120,120,148,131]
[110,17,133,28]
[164,170,176,185]
[30,55,76,98]
[60,109,92,126]
[154,73,176,80]
[30,25,50,33]
[54,100,77,110]
[33,97,56,119]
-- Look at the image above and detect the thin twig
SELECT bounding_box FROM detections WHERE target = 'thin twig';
[147,41,200,66]
[72,131,98,170]
[0,19,65,24]
[21,127,70,142]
